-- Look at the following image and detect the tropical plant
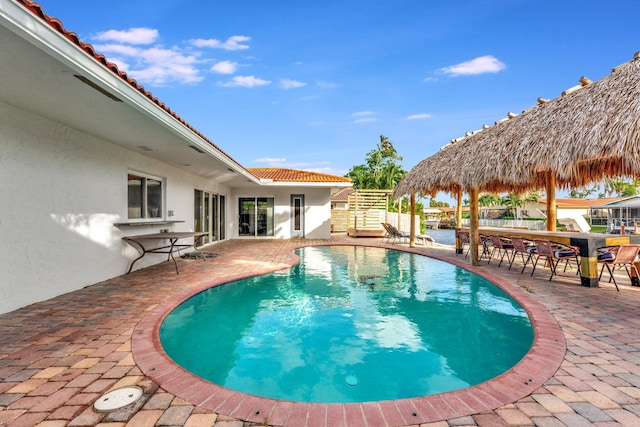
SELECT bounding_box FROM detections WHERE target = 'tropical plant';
[429,198,450,207]
[346,135,407,190]
[346,134,426,228]
[569,185,598,198]
[602,178,632,197]
[478,193,500,208]
[500,193,525,220]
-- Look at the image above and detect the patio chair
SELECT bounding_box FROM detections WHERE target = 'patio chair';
[381,223,410,244]
[458,231,491,260]
[509,236,537,274]
[381,222,393,243]
[381,223,400,244]
[531,239,581,281]
[383,223,433,245]
[599,244,640,291]
[597,246,618,282]
[457,231,470,256]
[489,235,515,267]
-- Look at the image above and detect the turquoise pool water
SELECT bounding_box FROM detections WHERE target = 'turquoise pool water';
[160,246,533,403]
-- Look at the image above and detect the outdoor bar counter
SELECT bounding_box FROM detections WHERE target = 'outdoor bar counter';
[457,227,640,287]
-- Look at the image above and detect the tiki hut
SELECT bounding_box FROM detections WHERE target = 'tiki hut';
[395,52,640,264]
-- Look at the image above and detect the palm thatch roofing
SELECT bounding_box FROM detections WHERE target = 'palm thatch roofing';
[395,52,640,198]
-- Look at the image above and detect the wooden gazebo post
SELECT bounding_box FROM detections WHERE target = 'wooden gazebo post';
[545,171,557,231]
[410,193,416,247]
[455,186,464,254]
[469,185,480,266]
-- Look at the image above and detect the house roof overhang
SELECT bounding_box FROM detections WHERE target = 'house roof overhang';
[0,1,262,188]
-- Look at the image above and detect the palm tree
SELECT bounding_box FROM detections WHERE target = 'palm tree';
[501,193,525,220]
[377,162,407,189]
[478,193,500,219]
[346,135,406,190]
[603,178,630,197]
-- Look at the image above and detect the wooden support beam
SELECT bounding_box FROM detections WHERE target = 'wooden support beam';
[546,172,557,232]
[410,193,416,247]
[469,186,480,266]
[455,187,464,254]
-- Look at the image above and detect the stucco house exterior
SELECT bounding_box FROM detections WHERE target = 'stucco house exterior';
[523,197,623,221]
[0,1,351,314]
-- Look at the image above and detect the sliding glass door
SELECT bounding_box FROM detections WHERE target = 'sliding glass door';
[239,197,274,237]
[194,190,225,244]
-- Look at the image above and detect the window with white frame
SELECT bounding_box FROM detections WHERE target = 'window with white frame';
[127,172,164,219]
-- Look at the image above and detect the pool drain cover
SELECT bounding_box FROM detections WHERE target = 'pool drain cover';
[94,386,143,412]
[345,374,358,386]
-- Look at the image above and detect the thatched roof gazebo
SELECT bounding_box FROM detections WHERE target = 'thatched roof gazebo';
[395,52,640,265]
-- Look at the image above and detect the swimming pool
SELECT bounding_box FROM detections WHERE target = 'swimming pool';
[160,246,533,403]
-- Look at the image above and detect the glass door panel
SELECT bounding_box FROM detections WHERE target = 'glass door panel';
[291,194,304,238]
[239,198,256,236]
[219,195,226,240]
[257,198,274,236]
[195,190,220,245]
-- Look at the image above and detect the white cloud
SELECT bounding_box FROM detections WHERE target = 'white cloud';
[351,111,377,124]
[211,60,238,74]
[316,80,338,89]
[423,76,438,83]
[89,29,253,86]
[280,79,307,89]
[353,117,378,124]
[405,113,432,120]
[190,35,251,50]
[94,42,202,85]
[255,158,288,164]
[219,75,271,88]
[94,28,158,45]
[440,55,506,76]
[93,43,141,57]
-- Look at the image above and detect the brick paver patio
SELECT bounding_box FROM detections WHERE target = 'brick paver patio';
[2,235,640,426]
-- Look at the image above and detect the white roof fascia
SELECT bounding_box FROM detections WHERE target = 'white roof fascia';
[2,1,259,184]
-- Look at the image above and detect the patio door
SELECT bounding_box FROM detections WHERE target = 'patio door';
[239,197,274,237]
[195,190,225,244]
[291,194,305,238]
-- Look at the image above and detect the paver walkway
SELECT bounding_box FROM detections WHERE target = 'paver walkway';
[2,235,640,426]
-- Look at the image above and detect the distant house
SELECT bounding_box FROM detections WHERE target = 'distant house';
[331,188,354,210]
[589,196,640,231]
[524,198,623,221]
[0,1,351,314]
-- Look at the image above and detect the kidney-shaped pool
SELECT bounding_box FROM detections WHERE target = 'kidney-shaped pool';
[160,246,534,403]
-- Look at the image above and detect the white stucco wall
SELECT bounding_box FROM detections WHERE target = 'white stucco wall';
[0,101,229,314]
[230,186,332,239]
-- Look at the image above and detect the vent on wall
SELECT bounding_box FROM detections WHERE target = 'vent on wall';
[189,145,205,153]
[74,75,122,102]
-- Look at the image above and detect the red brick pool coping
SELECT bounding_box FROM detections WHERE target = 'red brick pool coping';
[132,242,566,426]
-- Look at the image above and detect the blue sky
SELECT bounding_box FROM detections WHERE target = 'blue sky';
[42,0,640,204]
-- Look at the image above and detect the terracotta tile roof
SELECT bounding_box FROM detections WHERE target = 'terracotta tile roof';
[247,168,352,183]
[16,0,245,170]
[331,188,354,202]
[538,197,624,208]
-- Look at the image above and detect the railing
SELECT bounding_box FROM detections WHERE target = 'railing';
[590,217,608,226]
[608,218,640,230]
[460,218,546,230]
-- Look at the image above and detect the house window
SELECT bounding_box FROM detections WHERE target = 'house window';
[128,172,163,219]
